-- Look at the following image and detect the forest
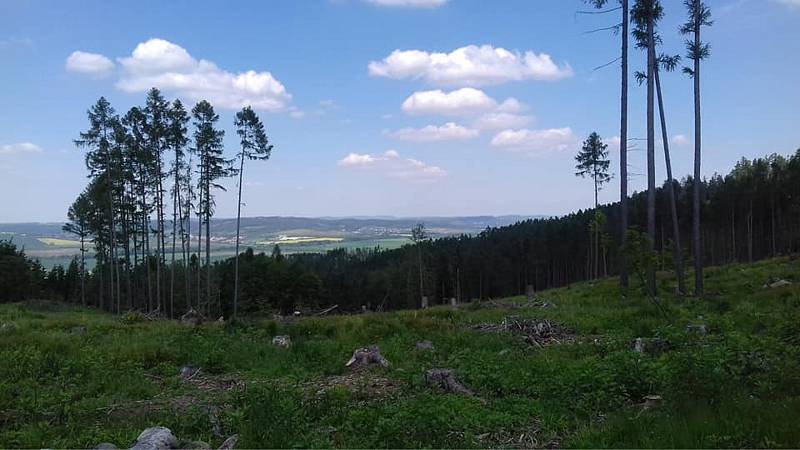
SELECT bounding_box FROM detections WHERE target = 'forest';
[1,0,797,319]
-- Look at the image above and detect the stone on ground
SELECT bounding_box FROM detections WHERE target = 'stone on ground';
[130,426,178,450]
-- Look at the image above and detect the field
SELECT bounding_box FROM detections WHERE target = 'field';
[0,216,535,269]
[1,258,799,448]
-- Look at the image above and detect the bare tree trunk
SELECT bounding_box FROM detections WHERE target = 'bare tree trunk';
[619,0,630,289]
[655,65,687,294]
[233,150,246,320]
[646,16,657,297]
[692,16,704,296]
[594,176,599,280]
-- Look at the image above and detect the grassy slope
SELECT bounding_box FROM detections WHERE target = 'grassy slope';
[1,258,799,448]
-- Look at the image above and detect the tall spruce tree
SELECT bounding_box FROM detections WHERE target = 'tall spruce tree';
[232,106,273,320]
[192,100,232,311]
[584,0,630,289]
[575,132,612,279]
[681,0,712,296]
[63,192,91,306]
[144,88,170,312]
[167,99,190,318]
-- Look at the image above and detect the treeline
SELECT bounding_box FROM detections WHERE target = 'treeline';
[292,150,800,310]
[3,150,798,314]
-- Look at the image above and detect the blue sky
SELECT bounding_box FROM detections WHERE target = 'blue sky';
[1,0,798,222]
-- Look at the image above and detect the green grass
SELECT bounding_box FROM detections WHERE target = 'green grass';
[1,258,799,448]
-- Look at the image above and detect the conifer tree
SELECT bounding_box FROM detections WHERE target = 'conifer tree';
[575,132,612,279]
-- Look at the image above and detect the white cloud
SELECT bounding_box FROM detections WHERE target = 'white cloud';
[490,128,576,156]
[65,51,115,78]
[0,142,43,155]
[401,87,520,116]
[471,112,534,131]
[364,0,447,7]
[671,134,690,146]
[338,149,447,182]
[103,38,291,111]
[388,122,479,142]
[369,44,573,86]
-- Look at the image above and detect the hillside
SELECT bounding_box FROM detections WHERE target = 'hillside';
[0,215,537,268]
[1,257,798,448]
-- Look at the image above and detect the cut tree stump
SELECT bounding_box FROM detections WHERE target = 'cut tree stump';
[345,345,390,369]
[424,368,473,396]
[181,309,205,327]
[272,335,292,348]
[179,365,201,381]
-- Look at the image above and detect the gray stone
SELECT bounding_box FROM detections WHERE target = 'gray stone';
[130,426,178,450]
[95,443,118,450]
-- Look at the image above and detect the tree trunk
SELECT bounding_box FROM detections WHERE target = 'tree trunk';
[234,149,246,320]
[646,16,657,297]
[619,0,630,289]
[655,65,687,294]
[692,15,704,296]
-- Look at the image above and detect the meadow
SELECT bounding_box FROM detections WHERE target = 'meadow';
[1,257,799,448]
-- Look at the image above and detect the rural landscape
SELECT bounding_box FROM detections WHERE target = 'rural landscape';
[1,0,799,448]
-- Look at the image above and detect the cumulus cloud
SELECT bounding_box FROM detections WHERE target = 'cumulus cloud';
[338,149,447,182]
[364,0,447,7]
[490,128,576,156]
[369,44,573,86]
[388,122,479,142]
[671,134,690,146]
[401,87,521,116]
[471,112,534,131]
[65,51,115,78]
[67,39,291,111]
[0,142,43,155]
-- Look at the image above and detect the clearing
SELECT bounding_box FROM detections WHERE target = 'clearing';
[1,257,799,448]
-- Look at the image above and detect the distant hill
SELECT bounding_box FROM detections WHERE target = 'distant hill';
[0,215,542,267]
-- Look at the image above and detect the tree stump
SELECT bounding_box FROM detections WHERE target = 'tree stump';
[130,426,178,450]
[179,365,200,381]
[345,345,390,369]
[181,309,204,327]
[526,284,535,300]
[217,435,238,450]
[272,335,292,348]
[424,368,473,396]
[421,296,429,309]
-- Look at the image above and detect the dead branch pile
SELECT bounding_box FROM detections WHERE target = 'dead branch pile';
[472,316,574,347]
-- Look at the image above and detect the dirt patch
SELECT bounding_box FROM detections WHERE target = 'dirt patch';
[472,419,562,449]
[302,371,403,399]
[184,371,246,396]
[472,316,575,347]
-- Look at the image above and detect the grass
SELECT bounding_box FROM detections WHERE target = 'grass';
[1,258,799,448]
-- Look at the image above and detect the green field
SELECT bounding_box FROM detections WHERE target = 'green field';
[1,258,799,448]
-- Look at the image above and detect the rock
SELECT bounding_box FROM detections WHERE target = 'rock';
[765,279,792,289]
[415,340,435,351]
[272,335,292,348]
[686,324,708,335]
[633,337,671,355]
[424,368,473,396]
[642,394,663,410]
[181,308,205,327]
[130,426,178,450]
[95,443,118,449]
[217,435,238,450]
[498,348,511,356]
[179,365,200,380]
[345,345,390,369]
[177,441,211,450]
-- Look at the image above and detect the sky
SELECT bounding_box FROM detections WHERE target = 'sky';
[1,0,798,223]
